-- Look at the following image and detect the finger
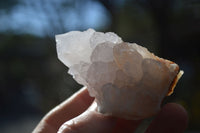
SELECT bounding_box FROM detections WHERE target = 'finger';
[58,102,142,133]
[145,103,188,133]
[33,87,94,133]
[111,118,142,133]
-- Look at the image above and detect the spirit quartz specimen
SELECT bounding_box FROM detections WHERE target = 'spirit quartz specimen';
[56,29,183,120]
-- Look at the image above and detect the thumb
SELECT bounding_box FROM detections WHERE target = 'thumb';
[58,102,116,133]
[58,102,141,133]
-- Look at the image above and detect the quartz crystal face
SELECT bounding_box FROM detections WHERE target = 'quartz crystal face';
[55,29,183,120]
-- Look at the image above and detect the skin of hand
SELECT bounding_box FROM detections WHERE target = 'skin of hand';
[33,87,188,133]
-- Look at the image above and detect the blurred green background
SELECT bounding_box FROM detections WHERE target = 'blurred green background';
[0,0,200,132]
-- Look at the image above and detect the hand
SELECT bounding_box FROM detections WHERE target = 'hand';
[33,87,188,133]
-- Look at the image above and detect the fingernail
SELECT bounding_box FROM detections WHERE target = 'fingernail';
[58,120,76,133]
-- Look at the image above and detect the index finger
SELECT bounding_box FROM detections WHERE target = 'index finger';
[33,87,94,133]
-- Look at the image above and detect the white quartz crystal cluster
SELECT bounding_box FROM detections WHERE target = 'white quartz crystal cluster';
[56,29,181,120]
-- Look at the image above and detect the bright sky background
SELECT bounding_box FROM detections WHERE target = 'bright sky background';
[0,0,111,36]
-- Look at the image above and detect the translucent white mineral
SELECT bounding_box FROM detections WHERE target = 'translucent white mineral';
[55,29,183,120]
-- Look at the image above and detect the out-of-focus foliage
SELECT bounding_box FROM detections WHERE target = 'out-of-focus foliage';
[0,0,19,10]
[0,0,200,132]
[0,0,110,36]
[0,33,82,109]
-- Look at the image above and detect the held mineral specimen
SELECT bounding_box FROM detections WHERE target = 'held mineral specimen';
[55,29,183,120]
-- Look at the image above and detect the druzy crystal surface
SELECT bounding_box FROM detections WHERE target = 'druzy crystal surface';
[56,29,182,120]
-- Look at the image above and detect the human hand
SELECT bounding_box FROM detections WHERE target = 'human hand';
[33,87,188,133]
